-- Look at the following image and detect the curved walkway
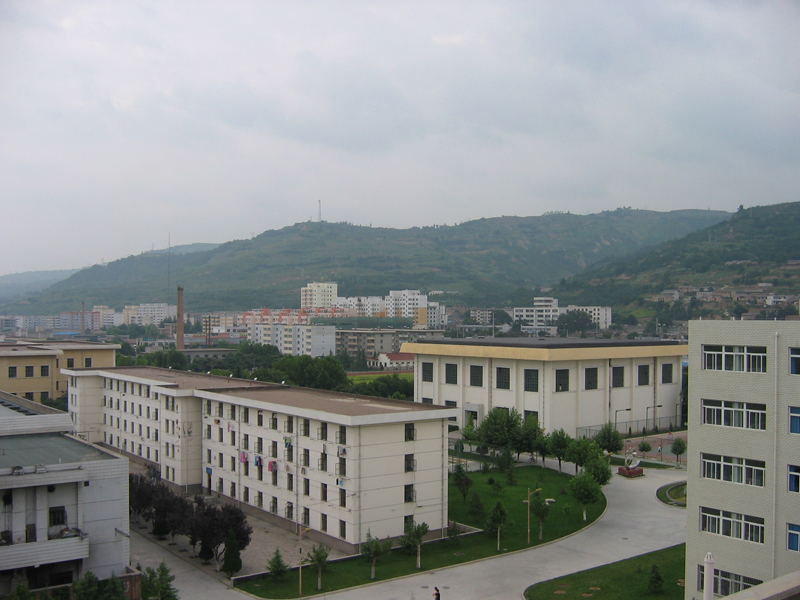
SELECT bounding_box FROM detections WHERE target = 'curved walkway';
[321,458,687,600]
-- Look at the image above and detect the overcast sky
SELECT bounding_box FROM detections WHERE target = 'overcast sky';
[1,1,799,275]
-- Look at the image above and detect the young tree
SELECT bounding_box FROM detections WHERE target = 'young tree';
[638,440,652,453]
[565,438,601,474]
[593,422,624,454]
[72,570,99,600]
[222,529,243,578]
[585,458,613,486]
[461,414,479,445]
[547,429,572,472]
[495,447,515,484]
[267,548,290,581]
[569,471,602,521]
[361,531,392,580]
[142,562,179,600]
[102,574,127,600]
[467,491,486,519]
[485,501,510,551]
[305,544,330,591]
[530,493,550,542]
[648,563,665,593]
[671,437,687,465]
[403,522,430,569]
[533,432,549,465]
[5,584,34,600]
[452,463,474,502]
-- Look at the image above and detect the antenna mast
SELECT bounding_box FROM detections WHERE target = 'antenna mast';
[318,200,322,222]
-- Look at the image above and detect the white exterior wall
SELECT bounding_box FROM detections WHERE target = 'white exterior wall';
[685,320,800,598]
[301,283,338,308]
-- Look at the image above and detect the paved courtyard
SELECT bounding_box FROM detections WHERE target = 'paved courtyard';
[130,456,687,600]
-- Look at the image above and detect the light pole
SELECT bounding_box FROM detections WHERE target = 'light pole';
[522,487,542,545]
[298,527,311,595]
[645,404,663,434]
[614,408,631,431]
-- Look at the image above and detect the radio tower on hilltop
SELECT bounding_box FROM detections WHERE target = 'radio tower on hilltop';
[318,200,322,222]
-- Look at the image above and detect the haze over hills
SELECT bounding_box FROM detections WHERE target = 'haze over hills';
[1,209,730,315]
[552,201,800,310]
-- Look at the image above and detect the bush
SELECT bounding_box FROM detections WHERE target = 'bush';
[638,441,652,453]
[648,563,665,593]
[268,548,289,581]
[467,491,486,519]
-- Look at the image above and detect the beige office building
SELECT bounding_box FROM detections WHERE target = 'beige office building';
[685,320,800,598]
[403,338,686,436]
[65,366,456,554]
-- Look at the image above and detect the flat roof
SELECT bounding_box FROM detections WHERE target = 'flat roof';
[0,433,115,469]
[88,366,273,392]
[408,337,685,349]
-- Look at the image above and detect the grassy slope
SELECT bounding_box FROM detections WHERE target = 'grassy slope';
[524,544,686,600]
[2,209,728,314]
[237,465,607,598]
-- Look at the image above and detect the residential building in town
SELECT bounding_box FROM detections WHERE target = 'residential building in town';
[301,283,338,309]
[0,391,130,594]
[123,303,177,326]
[0,341,118,402]
[336,329,445,360]
[685,320,800,598]
[250,325,336,358]
[367,352,415,371]
[402,337,686,435]
[512,298,612,331]
[64,367,456,554]
[332,296,386,317]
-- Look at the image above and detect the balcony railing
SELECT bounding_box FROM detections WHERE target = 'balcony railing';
[0,536,90,571]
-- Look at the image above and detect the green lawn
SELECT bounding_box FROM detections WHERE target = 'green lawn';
[656,482,687,506]
[524,544,686,600]
[347,372,413,383]
[237,465,607,598]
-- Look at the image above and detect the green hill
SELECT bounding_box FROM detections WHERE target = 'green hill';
[552,201,800,310]
[1,209,729,314]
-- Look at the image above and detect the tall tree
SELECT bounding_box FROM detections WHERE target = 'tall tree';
[267,548,289,581]
[403,522,430,569]
[530,494,550,542]
[477,408,523,448]
[305,544,330,591]
[222,529,243,578]
[593,422,624,454]
[565,438,602,474]
[671,437,687,465]
[569,472,602,521]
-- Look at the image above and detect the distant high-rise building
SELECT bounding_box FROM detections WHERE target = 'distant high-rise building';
[301,282,338,308]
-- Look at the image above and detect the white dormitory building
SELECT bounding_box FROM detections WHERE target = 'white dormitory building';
[0,391,130,594]
[123,303,177,326]
[332,290,446,329]
[250,324,336,358]
[684,320,800,599]
[65,366,456,554]
[512,298,612,331]
[402,337,686,435]
[301,283,339,309]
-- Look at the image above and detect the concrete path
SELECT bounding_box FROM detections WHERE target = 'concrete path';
[321,458,687,600]
[131,459,687,600]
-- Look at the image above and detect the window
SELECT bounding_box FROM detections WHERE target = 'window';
[584,367,598,390]
[445,363,458,385]
[336,425,347,445]
[339,488,346,507]
[241,408,249,423]
[270,415,278,430]
[301,448,310,467]
[791,407,800,434]
[286,502,294,521]
[25,366,34,378]
[66,358,74,368]
[702,400,766,430]
[41,392,49,401]
[319,452,328,472]
[24,392,33,400]
[85,358,92,368]
[697,565,762,596]
[49,506,66,527]
[405,454,416,472]
[301,418,310,436]
[404,484,415,503]
[287,473,294,491]
[555,369,569,392]
[243,487,249,503]
[321,483,328,502]
[496,367,510,390]
[661,363,673,384]
[524,369,538,392]
[304,478,310,496]
[242,434,249,450]
[272,469,278,486]
[285,417,293,433]
[405,423,416,441]
[792,349,800,375]
[702,345,767,373]
[337,458,346,477]
[319,422,328,440]
[789,524,800,551]
[422,362,433,382]
[302,507,310,526]
[339,520,346,539]
[444,400,457,421]
[789,465,800,493]
[700,507,764,543]
[469,365,483,387]
[7,366,16,378]
[40,365,49,377]
[404,515,414,532]
[321,514,327,532]
[612,367,624,388]
[421,397,433,404]
[638,365,650,386]
[701,453,765,487]
[257,412,263,426]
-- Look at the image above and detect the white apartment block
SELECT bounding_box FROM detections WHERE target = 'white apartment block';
[332,296,386,317]
[685,320,800,598]
[123,303,177,326]
[64,367,456,554]
[250,324,336,358]
[385,290,427,319]
[0,391,129,593]
[512,298,612,331]
[403,338,685,435]
[92,306,124,328]
[301,283,338,309]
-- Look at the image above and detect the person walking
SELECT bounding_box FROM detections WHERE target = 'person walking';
[433,586,441,600]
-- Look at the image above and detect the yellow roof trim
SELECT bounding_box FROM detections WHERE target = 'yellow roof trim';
[401,342,687,362]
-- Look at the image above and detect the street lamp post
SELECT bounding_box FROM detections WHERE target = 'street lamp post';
[645,404,663,434]
[614,408,631,431]
[298,527,311,595]
[522,488,542,545]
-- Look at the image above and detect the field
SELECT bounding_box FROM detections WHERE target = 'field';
[347,372,413,383]
[524,544,686,600]
[237,464,607,598]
